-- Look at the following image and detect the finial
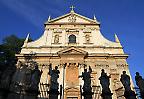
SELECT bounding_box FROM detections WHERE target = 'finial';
[70,5,75,12]
[48,15,51,22]
[114,33,120,43]
[115,33,122,47]
[23,33,30,47]
[93,14,97,20]
[24,33,30,43]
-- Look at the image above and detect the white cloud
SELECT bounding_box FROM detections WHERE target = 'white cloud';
[0,0,64,28]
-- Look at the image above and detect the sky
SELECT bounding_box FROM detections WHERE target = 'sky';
[0,0,144,84]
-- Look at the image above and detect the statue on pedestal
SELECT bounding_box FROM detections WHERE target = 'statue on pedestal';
[120,71,131,92]
[79,66,92,92]
[120,71,136,99]
[79,66,93,99]
[26,63,42,94]
[7,61,42,99]
[0,66,15,99]
[48,64,60,90]
[48,64,60,99]
[99,69,112,99]
[135,72,144,99]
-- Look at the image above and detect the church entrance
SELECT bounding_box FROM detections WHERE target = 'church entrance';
[66,63,79,86]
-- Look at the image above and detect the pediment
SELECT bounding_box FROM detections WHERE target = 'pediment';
[57,47,88,55]
[45,12,100,25]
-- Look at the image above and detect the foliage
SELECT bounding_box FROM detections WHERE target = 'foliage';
[0,35,32,71]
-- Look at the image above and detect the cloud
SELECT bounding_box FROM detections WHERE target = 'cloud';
[0,0,64,28]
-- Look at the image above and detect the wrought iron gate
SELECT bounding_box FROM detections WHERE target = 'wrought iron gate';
[38,83,49,99]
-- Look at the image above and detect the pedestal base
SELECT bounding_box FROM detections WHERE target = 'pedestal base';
[7,93,38,99]
[48,89,59,99]
[124,90,137,99]
[101,92,113,99]
[140,92,144,99]
[82,91,93,99]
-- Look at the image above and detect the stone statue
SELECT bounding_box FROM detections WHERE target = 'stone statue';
[54,35,59,44]
[0,66,15,99]
[8,61,42,99]
[99,69,111,93]
[48,64,60,90]
[79,66,92,92]
[120,71,137,99]
[30,64,42,92]
[120,71,131,91]
[0,66,15,90]
[135,72,144,98]
[99,69,112,99]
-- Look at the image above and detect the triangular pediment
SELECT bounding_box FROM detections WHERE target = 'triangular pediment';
[45,11,100,25]
[57,47,88,55]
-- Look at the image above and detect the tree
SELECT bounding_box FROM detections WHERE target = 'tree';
[0,35,32,71]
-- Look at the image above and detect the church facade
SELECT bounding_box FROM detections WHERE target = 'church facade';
[16,8,134,99]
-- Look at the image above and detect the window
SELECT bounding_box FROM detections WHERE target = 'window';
[69,34,76,43]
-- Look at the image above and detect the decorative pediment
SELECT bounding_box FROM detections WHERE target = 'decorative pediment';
[57,47,88,55]
[45,11,100,25]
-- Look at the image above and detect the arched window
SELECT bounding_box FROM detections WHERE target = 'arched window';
[69,34,76,43]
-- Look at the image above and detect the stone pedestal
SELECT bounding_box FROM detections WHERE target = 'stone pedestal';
[48,89,59,99]
[7,92,38,99]
[0,89,9,99]
[82,91,93,99]
[101,91,113,99]
[124,90,137,99]
[140,92,144,99]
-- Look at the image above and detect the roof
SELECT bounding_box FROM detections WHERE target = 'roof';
[45,10,100,25]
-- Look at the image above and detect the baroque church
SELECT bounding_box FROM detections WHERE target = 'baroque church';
[16,7,134,99]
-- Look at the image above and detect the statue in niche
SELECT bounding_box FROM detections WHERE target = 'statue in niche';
[135,72,144,97]
[79,66,92,92]
[85,34,90,43]
[120,71,131,92]
[48,64,60,90]
[99,69,111,93]
[54,35,59,44]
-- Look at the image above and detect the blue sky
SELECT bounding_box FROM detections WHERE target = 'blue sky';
[0,0,144,83]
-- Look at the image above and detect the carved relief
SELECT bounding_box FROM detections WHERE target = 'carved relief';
[85,34,90,43]
[95,64,109,68]
[53,29,62,33]
[68,14,76,23]
[83,28,92,33]
[116,64,128,68]
[54,34,59,44]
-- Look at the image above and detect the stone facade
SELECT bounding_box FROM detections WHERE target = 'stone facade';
[16,8,134,99]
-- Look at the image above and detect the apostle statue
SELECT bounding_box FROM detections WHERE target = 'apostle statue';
[48,64,60,90]
[28,63,42,93]
[99,69,111,93]
[120,71,131,91]
[79,66,92,92]
[135,72,144,98]
[120,71,137,99]
[0,66,15,90]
